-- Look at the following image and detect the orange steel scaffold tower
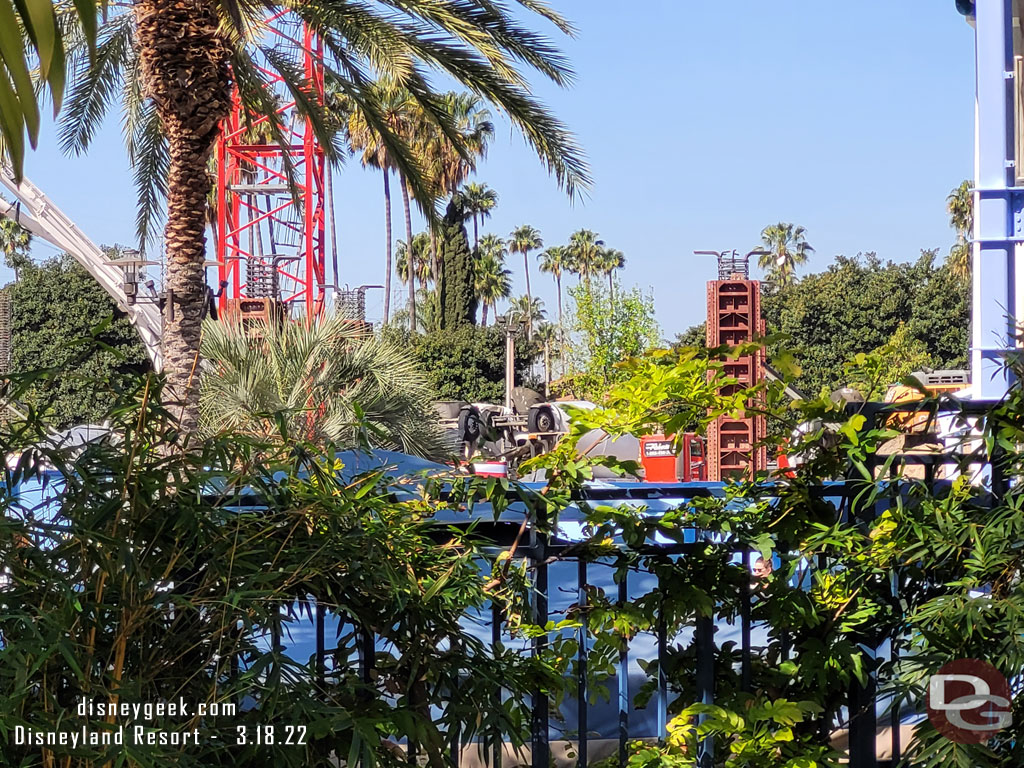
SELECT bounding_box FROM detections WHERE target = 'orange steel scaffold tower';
[700,250,767,481]
[214,15,326,321]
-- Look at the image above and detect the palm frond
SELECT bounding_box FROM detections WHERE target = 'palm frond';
[129,103,169,253]
[200,314,447,458]
[58,12,133,155]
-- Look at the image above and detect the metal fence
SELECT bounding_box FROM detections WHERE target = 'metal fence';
[11,399,1006,766]
[348,400,1003,767]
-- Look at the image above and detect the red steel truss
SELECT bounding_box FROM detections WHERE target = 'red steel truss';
[214,16,326,320]
[706,278,766,481]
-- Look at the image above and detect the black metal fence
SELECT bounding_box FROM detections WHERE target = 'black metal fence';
[257,397,1008,767]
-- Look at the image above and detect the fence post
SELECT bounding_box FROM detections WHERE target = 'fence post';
[848,646,878,768]
[530,545,549,768]
[740,548,751,692]
[491,600,503,768]
[577,559,589,767]
[618,573,629,767]
[695,614,715,768]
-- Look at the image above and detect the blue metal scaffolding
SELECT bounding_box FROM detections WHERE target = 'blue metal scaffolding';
[971,0,1022,397]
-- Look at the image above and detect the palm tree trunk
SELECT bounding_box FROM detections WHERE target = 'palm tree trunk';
[481,301,488,326]
[400,175,416,332]
[608,271,614,303]
[473,215,479,252]
[556,274,566,377]
[135,0,231,432]
[523,250,533,340]
[382,170,392,323]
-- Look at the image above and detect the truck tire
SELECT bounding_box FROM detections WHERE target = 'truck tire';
[458,406,482,443]
[529,405,556,434]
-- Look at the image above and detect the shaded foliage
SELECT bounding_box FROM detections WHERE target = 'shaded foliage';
[437,198,477,331]
[0,377,551,767]
[5,252,150,428]
[2,340,1024,767]
[395,325,539,403]
[761,250,968,397]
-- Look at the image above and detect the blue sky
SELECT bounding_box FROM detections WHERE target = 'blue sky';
[13,1,975,339]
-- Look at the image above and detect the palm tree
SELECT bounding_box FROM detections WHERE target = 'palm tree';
[508,295,546,330]
[758,223,814,287]
[424,93,495,200]
[598,247,625,301]
[200,314,446,457]
[538,245,570,330]
[348,85,423,325]
[462,182,498,251]
[947,180,973,281]
[422,93,494,286]
[475,236,511,326]
[0,218,31,282]
[539,245,573,377]
[58,2,591,432]
[508,225,543,338]
[568,229,605,286]
[478,233,507,263]
[396,233,432,291]
[534,321,559,394]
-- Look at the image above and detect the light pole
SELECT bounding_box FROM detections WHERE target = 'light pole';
[495,314,522,410]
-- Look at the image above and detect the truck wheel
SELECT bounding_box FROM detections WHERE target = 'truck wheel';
[529,405,556,434]
[459,407,482,443]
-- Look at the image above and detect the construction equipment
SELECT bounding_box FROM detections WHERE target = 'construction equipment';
[698,249,767,480]
[0,167,164,369]
[884,370,971,432]
[640,434,708,482]
[214,15,327,321]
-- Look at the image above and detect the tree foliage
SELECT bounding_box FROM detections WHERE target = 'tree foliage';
[758,222,814,287]
[200,315,447,458]
[0,379,552,768]
[4,252,150,428]
[437,198,477,331]
[761,250,968,397]
[5,339,1024,767]
[561,278,659,399]
[404,325,539,403]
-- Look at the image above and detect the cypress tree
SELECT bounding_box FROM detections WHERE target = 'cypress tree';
[437,196,478,330]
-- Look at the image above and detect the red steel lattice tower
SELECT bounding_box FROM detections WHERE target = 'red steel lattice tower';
[702,250,767,481]
[214,16,326,321]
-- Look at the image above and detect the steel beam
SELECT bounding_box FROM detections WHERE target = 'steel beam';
[972,0,1020,397]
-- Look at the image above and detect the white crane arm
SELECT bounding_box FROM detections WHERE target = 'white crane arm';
[0,168,163,371]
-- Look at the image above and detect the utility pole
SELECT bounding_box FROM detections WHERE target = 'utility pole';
[496,315,522,409]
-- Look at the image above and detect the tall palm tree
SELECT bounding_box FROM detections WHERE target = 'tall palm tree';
[348,85,423,325]
[508,225,543,338]
[58,1,592,432]
[422,93,494,287]
[758,223,814,287]
[599,247,625,301]
[475,235,511,326]
[538,245,570,331]
[508,294,545,330]
[200,314,447,457]
[539,245,572,377]
[396,233,432,292]
[462,182,498,252]
[0,218,31,282]
[947,180,973,282]
[568,229,605,287]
